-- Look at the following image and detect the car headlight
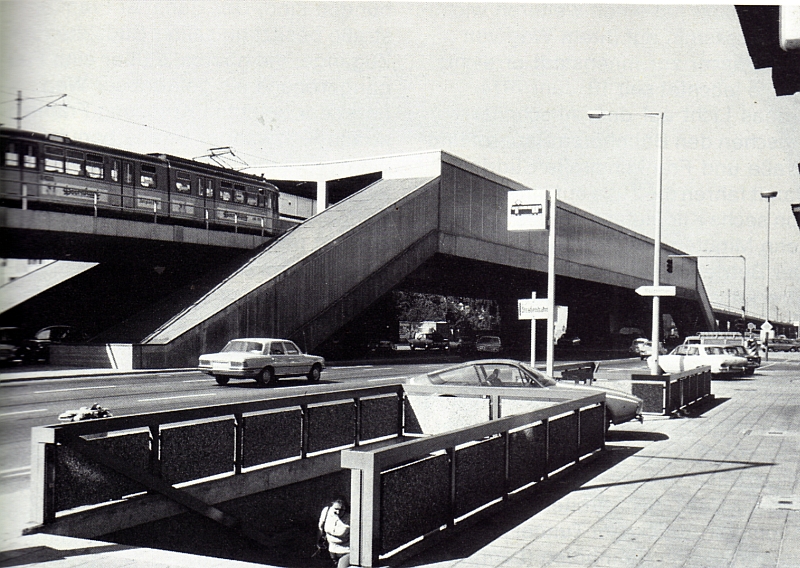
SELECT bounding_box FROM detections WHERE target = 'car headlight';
[199,358,210,366]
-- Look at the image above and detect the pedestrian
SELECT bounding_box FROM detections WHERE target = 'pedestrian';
[318,497,350,567]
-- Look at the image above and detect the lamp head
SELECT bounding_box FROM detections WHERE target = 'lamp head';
[587,111,609,119]
[760,191,778,199]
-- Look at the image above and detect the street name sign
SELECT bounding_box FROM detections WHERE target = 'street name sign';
[635,285,676,297]
[518,298,550,320]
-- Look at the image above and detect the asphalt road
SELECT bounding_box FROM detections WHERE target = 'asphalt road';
[0,362,450,492]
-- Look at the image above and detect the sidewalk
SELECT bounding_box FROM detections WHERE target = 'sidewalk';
[2,363,799,567]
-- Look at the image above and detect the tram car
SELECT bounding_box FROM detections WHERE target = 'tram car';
[0,127,280,235]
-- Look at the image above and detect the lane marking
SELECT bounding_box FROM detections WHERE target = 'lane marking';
[368,376,409,382]
[0,408,49,418]
[0,466,30,475]
[34,385,117,394]
[182,379,210,383]
[138,393,217,402]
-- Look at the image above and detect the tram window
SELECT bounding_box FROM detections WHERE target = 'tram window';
[220,181,232,201]
[124,163,133,184]
[24,145,38,169]
[109,160,120,182]
[86,153,103,179]
[234,190,245,204]
[247,187,258,207]
[198,177,214,197]
[4,142,18,167]
[175,171,191,193]
[65,150,83,176]
[44,145,65,173]
[140,164,156,188]
[205,179,214,197]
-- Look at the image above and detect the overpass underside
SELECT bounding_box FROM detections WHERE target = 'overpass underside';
[135,152,713,369]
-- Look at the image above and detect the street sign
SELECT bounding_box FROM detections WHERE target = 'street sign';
[635,285,677,297]
[518,298,550,320]
[761,321,773,332]
[508,189,548,231]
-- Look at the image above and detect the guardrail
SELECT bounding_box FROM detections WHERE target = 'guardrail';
[630,367,712,416]
[28,381,608,564]
[28,384,404,539]
[342,384,606,567]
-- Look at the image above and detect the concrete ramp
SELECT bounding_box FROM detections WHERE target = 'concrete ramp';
[140,175,439,367]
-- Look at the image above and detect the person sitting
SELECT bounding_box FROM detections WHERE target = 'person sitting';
[318,497,350,567]
[486,368,503,386]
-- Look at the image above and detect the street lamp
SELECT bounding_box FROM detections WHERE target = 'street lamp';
[760,190,777,358]
[589,111,664,375]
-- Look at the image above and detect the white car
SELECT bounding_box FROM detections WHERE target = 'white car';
[198,338,325,386]
[659,344,748,375]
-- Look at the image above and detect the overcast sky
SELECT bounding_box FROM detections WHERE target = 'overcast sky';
[2,1,799,325]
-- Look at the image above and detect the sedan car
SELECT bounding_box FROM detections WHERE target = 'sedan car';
[25,325,87,363]
[629,338,666,360]
[659,344,748,375]
[767,338,798,352]
[0,327,26,365]
[198,338,325,385]
[407,359,643,428]
[475,335,502,356]
[723,345,760,375]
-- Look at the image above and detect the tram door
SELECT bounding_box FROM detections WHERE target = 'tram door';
[198,176,214,227]
[112,159,135,210]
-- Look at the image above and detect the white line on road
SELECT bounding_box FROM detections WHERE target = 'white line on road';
[138,393,217,402]
[0,408,49,418]
[368,376,408,382]
[0,466,30,475]
[0,466,30,478]
[34,385,117,394]
[182,379,211,383]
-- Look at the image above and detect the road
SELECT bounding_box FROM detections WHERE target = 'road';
[0,361,450,493]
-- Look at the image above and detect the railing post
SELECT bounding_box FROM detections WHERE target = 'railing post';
[343,452,380,568]
[153,199,157,223]
[148,424,161,478]
[300,404,309,459]
[234,413,244,474]
[22,183,28,210]
[234,213,238,233]
[30,427,57,525]
[205,208,209,230]
[93,192,98,217]
[354,398,362,447]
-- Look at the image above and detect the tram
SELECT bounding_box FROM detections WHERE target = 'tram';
[0,127,281,235]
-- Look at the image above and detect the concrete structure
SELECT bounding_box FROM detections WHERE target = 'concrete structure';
[2,151,716,368]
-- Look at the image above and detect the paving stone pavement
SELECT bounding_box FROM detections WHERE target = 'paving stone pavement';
[1,360,798,567]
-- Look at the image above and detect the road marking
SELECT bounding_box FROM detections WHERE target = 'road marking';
[138,393,217,402]
[182,379,210,383]
[0,466,30,478]
[0,466,30,475]
[0,408,49,418]
[34,385,117,394]
[368,376,408,382]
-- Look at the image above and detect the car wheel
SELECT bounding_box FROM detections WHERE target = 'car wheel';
[215,375,230,386]
[255,368,276,385]
[307,364,322,382]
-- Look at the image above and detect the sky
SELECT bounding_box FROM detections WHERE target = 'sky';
[2,1,799,326]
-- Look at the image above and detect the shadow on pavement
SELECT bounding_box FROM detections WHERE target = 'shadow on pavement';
[398,444,644,567]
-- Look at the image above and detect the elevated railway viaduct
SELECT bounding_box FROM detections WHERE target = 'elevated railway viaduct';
[2,151,715,367]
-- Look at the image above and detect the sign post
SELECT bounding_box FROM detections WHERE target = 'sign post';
[517,295,551,366]
[509,189,556,375]
[761,320,774,361]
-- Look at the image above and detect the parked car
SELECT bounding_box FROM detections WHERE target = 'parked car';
[406,359,643,428]
[0,327,26,365]
[475,335,502,356]
[767,338,797,352]
[198,338,325,385]
[659,344,748,376]
[408,332,449,351]
[629,338,666,360]
[25,325,87,362]
[723,345,760,375]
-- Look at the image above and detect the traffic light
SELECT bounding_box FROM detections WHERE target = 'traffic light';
[666,258,673,273]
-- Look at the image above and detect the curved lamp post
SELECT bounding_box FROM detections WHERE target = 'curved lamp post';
[589,111,664,375]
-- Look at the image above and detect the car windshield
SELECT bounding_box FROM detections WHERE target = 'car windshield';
[222,340,264,354]
[704,346,726,355]
[725,346,745,355]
